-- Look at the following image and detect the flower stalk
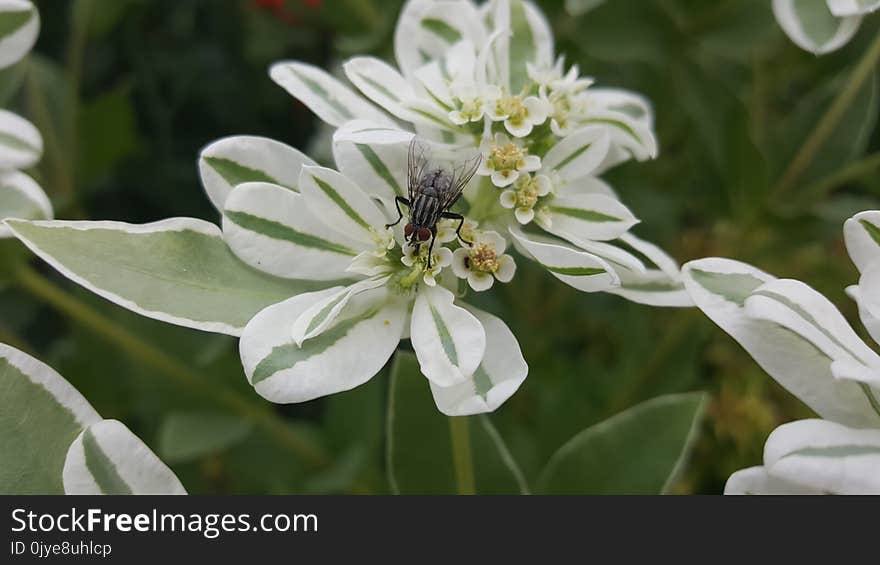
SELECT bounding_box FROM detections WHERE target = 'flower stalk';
[774,32,880,201]
[448,416,476,495]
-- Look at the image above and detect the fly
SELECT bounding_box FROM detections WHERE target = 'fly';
[385,137,481,267]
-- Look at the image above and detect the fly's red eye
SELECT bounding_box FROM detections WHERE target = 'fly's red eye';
[418,228,432,241]
[404,223,414,237]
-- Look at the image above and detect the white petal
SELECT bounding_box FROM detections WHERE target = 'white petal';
[514,207,535,224]
[764,419,880,494]
[451,247,470,278]
[0,109,42,169]
[682,258,880,427]
[0,0,39,70]
[291,277,389,346]
[299,165,388,244]
[491,170,518,187]
[449,110,469,125]
[495,254,516,282]
[858,262,880,324]
[199,135,315,212]
[543,193,639,242]
[240,287,405,403]
[523,95,549,124]
[434,246,454,268]
[510,227,619,292]
[557,175,619,198]
[724,466,820,495]
[430,304,527,415]
[410,284,486,386]
[63,420,186,495]
[843,210,880,274]
[828,0,880,16]
[0,170,52,237]
[343,56,419,121]
[520,154,541,172]
[743,278,880,376]
[504,119,534,138]
[222,182,361,280]
[541,126,611,182]
[582,109,658,164]
[847,284,880,346]
[772,0,861,55]
[619,232,682,279]
[588,87,654,128]
[269,61,395,127]
[394,0,487,79]
[468,271,495,291]
[500,190,517,208]
[332,121,413,203]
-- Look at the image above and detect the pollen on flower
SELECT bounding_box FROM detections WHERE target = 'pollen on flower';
[495,95,525,121]
[489,140,527,171]
[466,242,500,273]
[500,174,552,225]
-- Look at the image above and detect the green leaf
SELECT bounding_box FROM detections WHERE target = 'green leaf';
[72,0,134,38]
[772,71,878,183]
[536,393,706,494]
[386,352,529,494]
[158,411,253,463]
[0,344,99,494]
[7,218,322,336]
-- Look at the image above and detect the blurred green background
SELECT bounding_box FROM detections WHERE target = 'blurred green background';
[2,0,878,493]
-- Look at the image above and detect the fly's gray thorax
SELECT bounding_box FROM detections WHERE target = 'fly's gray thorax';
[419,169,452,196]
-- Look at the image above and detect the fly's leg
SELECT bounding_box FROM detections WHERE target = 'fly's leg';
[426,230,437,269]
[440,212,472,246]
[385,197,411,229]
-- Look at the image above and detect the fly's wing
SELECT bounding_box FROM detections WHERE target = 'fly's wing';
[407,137,431,201]
[439,152,481,210]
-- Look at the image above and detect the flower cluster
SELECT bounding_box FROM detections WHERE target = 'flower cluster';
[682,210,880,494]
[0,0,51,238]
[185,0,697,414]
[269,0,690,308]
[200,156,527,415]
[772,0,879,54]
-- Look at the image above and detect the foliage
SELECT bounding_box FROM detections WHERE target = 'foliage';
[1,0,879,493]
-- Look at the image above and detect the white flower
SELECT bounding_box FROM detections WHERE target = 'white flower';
[451,230,516,291]
[216,160,527,415]
[448,83,501,126]
[500,173,552,225]
[772,0,879,55]
[485,92,550,138]
[402,244,454,287]
[477,132,541,188]
[267,0,685,307]
[0,1,51,239]
[683,210,880,494]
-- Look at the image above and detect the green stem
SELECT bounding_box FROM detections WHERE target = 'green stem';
[774,32,880,200]
[23,62,77,206]
[448,416,476,495]
[799,151,880,206]
[14,267,330,469]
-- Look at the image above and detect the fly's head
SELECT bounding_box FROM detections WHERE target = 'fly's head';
[404,222,432,248]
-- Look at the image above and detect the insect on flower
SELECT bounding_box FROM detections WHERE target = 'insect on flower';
[386,138,481,267]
